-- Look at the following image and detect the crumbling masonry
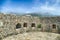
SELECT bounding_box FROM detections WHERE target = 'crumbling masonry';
[0,13,60,38]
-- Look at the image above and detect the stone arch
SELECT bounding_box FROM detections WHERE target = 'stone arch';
[31,23,35,27]
[23,23,27,27]
[16,23,21,29]
[52,24,56,29]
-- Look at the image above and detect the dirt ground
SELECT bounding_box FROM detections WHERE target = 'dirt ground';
[2,32,59,40]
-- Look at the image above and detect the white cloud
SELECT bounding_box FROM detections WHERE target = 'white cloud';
[1,6,28,13]
[41,6,55,11]
[31,0,60,15]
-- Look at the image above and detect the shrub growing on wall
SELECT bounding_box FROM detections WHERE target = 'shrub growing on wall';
[37,24,41,28]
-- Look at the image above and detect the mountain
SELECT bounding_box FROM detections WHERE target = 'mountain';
[0,12,57,17]
[22,12,56,17]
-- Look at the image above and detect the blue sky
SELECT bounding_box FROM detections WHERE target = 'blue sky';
[0,0,60,15]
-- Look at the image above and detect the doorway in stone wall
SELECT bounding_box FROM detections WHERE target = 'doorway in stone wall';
[31,23,35,27]
[52,24,57,32]
[52,24,56,29]
[23,23,27,27]
[16,23,21,29]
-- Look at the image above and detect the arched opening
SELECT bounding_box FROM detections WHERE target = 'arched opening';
[16,23,21,29]
[31,23,35,27]
[52,24,56,29]
[23,23,27,27]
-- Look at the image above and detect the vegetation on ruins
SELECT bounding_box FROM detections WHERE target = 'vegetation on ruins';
[37,24,41,28]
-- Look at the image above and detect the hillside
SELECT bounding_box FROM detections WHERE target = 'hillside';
[22,13,54,17]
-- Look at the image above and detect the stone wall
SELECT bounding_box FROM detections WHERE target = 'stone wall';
[0,13,60,39]
[0,14,41,38]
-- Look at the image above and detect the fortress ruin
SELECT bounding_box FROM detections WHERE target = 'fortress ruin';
[0,13,60,38]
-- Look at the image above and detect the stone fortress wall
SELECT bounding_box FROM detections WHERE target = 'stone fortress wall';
[0,13,60,38]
